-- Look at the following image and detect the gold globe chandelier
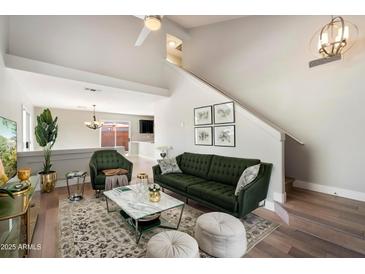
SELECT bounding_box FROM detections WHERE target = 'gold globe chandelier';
[84,105,103,130]
[309,16,358,67]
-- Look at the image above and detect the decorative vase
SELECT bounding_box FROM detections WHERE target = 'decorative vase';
[39,171,57,193]
[17,167,32,185]
[149,184,161,202]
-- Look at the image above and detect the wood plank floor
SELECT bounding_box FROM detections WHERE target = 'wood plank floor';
[284,188,365,239]
[28,156,365,258]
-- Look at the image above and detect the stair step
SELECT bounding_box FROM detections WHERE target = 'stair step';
[275,188,365,255]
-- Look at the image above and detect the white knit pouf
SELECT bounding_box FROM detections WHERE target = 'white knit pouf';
[194,212,247,258]
[146,230,200,258]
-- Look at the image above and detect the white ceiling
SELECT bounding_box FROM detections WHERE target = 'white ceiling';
[167,15,245,29]
[11,69,165,116]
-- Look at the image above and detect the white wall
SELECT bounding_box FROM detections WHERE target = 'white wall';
[8,16,167,88]
[155,64,285,205]
[0,16,34,152]
[183,15,365,197]
[33,107,153,151]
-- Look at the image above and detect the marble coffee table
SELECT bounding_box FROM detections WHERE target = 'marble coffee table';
[103,183,185,243]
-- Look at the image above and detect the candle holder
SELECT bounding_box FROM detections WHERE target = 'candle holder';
[148,183,161,202]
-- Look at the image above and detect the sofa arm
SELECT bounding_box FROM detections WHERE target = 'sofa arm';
[237,163,273,217]
[152,165,162,179]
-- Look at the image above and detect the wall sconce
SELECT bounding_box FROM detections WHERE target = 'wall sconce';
[309,16,358,68]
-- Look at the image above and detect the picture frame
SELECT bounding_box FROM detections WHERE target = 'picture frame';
[214,125,236,147]
[213,101,235,124]
[194,127,213,146]
[194,105,212,126]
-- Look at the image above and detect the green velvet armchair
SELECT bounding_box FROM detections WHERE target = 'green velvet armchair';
[89,150,133,196]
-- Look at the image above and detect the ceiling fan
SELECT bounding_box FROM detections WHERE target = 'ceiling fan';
[134,15,163,46]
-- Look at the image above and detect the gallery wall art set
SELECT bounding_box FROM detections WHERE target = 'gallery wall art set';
[194,102,235,147]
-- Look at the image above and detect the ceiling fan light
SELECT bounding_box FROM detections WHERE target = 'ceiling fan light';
[168,40,176,48]
[144,16,161,31]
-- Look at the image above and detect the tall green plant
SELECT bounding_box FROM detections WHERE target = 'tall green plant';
[35,109,58,174]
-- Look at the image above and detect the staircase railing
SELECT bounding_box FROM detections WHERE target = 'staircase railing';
[178,65,304,145]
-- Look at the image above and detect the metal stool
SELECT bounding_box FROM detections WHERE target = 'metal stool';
[66,171,87,201]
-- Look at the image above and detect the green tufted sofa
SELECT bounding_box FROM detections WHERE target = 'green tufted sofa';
[89,150,133,195]
[153,152,272,217]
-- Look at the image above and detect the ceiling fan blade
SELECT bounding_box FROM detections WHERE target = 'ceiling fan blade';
[135,26,151,46]
[134,15,145,20]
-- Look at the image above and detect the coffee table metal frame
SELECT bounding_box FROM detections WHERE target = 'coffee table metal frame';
[104,187,185,243]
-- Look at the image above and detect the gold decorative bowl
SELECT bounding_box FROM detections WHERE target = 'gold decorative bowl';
[17,168,31,182]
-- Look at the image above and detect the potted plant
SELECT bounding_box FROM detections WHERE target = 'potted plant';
[35,109,58,193]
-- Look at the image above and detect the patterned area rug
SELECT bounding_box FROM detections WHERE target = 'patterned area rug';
[58,197,279,258]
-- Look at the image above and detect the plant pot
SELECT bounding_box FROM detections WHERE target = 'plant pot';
[39,171,57,193]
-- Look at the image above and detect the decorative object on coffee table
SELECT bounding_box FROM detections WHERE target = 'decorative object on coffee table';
[146,230,200,258]
[103,183,185,243]
[194,126,213,146]
[214,125,235,147]
[35,108,58,193]
[194,105,212,125]
[213,101,235,124]
[148,183,161,202]
[137,172,149,184]
[194,212,247,258]
[66,171,87,201]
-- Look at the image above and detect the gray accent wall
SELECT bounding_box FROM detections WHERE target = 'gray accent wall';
[183,15,365,197]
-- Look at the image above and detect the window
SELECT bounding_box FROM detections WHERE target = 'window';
[22,106,32,151]
[100,121,130,151]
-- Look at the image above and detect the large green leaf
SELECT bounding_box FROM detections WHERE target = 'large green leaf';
[34,109,58,173]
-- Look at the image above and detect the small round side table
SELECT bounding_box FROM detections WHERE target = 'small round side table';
[66,171,87,201]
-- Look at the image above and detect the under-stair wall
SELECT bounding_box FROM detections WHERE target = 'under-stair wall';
[154,62,289,209]
[182,15,365,202]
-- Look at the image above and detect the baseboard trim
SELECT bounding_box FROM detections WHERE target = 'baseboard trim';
[264,200,275,211]
[273,191,286,203]
[293,180,365,202]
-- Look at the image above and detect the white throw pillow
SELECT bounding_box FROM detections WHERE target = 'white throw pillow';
[234,164,261,196]
[157,158,182,175]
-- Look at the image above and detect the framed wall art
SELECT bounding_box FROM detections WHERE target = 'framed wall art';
[213,102,235,124]
[194,105,212,126]
[214,125,235,147]
[194,127,213,146]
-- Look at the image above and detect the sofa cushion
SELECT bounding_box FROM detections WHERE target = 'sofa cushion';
[187,181,237,211]
[178,152,213,179]
[207,155,260,186]
[157,173,207,192]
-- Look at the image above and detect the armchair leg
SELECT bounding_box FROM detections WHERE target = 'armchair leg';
[95,190,101,198]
